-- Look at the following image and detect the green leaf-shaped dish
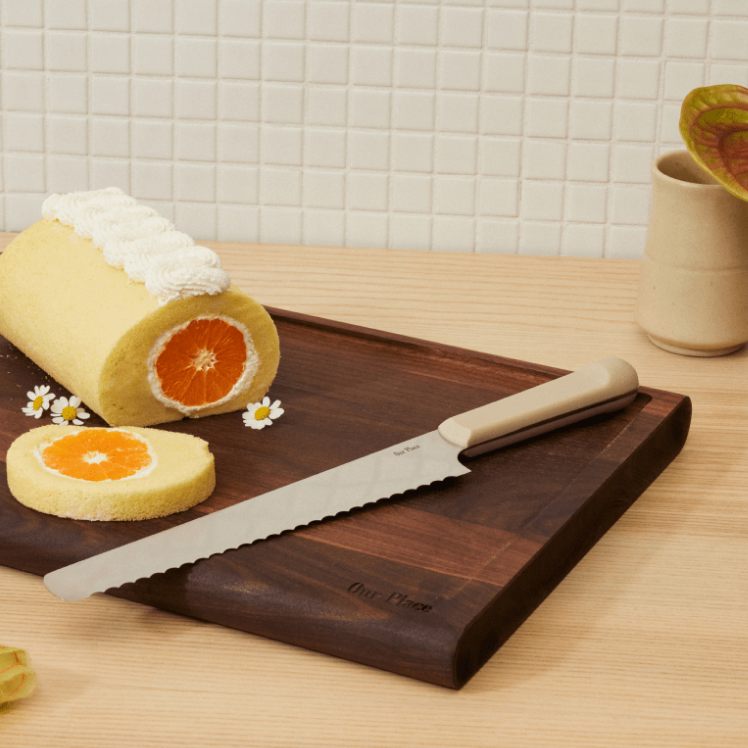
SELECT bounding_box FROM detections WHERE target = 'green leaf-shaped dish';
[680,84,748,201]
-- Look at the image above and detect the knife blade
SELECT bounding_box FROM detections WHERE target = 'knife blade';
[44,357,639,602]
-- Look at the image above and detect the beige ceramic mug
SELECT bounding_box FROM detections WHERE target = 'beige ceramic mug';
[636,149,748,356]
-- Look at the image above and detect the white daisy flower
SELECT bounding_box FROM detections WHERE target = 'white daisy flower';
[21,385,56,419]
[243,397,284,430]
[50,395,91,426]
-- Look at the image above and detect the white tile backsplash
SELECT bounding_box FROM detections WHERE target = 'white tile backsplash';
[307,44,349,85]
[261,167,302,206]
[0,2,745,258]
[46,0,87,31]
[532,12,573,54]
[91,118,130,158]
[432,215,475,252]
[520,181,564,221]
[666,17,709,57]
[3,31,44,70]
[487,10,528,51]
[572,57,615,97]
[390,213,431,251]
[219,0,261,38]
[353,46,393,86]
[569,99,612,140]
[264,1,305,39]
[347,211,388,248]
[304,170,346,210]
[617,59,661,100]
[89,0,131,32]
[619,15,663,56]
[527,55,571,96]
[478,178,517,216]
[176,38,219,78]
[438,93,479,134]
[47,156,88,192]
[47,73,87,113]
[3,0,44,28]
[348,173,389,211]
[565,183,608,223]
[392,173,431,212]
[485,136,523,177]
[132,120,173,159]
[574,15,617,55]
[220,40,261,79]
[47,32,88,72]
[521,139,564,179]
[304,208,345,246]
[526,98,568,138]
[477,218,517,254]
[347,131,385,170]
[442,7,484,48]
[176,0,218,36]
[263,42,306,82]
[176,122,217,162]
[567,142,609,182]
[396,48,436,88]
[308,2,350,43]
[307,87,348,126]
[131,0,174,33]
[91,34,131,74]
[218,123,259,163]
[353,3,395,45]
[351,89,391,129]
[398,5,439,46]
[91,76,130,116]
[48,116,88,155]
[305,129,346,168]
[434,176,475,215]
[561,223,606,259]
[436,135,477,174]
[5,114,45,153]
[711,20,748,60]
[439,50,482,91]
[132,161,172,200]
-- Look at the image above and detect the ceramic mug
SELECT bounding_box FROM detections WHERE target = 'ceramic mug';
[636,149,748,357]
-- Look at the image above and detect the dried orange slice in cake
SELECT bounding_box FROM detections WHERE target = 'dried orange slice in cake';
[7,425,215,520]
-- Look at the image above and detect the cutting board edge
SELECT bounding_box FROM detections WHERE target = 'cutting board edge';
[449,391,692,688]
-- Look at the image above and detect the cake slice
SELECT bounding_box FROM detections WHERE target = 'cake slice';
[7,425,215,521]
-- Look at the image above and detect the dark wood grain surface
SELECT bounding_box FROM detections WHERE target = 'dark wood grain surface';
[0,308,691,688]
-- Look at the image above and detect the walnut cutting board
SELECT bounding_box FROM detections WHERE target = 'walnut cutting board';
[0,309,691,689]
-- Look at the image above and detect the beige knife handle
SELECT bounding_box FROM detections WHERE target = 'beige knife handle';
[438,357,639,458]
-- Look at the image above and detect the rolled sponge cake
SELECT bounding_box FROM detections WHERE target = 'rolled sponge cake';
[0,191,279,426]
[7,425,216,521]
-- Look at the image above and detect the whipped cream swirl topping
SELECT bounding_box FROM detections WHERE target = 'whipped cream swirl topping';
[42,187,231,303]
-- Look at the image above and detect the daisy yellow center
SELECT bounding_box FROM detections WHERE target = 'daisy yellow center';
[254,406,271,420]
[33,395,44,410]
[61,405,78,421]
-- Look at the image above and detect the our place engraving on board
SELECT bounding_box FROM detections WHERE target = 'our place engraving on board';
[347,581,434,613]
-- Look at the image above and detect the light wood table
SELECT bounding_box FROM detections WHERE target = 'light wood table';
[2,234,747,746]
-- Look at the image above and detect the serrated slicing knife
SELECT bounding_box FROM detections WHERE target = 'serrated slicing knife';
[44,357,639,602]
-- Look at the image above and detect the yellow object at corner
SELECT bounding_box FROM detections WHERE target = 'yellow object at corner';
[0,646,37,711]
